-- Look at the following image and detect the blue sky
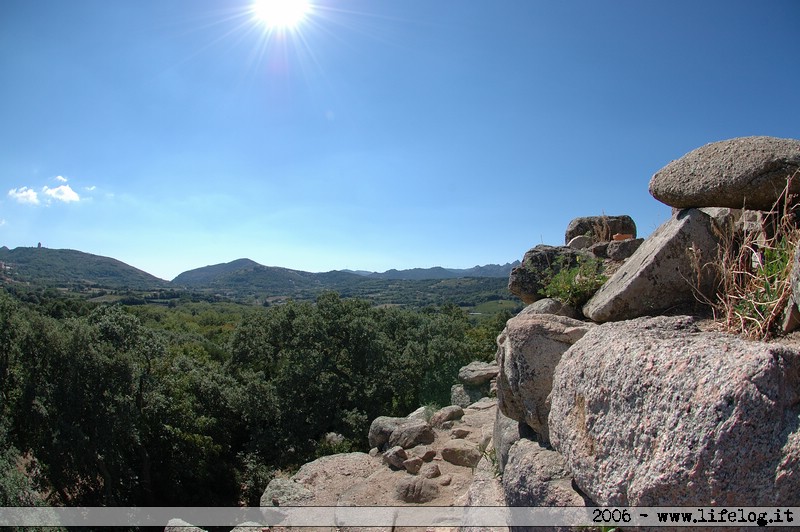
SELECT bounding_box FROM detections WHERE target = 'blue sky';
[1,0,798,281]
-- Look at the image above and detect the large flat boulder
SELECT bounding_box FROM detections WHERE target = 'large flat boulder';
[549,316,800,506]
[649,136,800,210]
[582,208,719,322]
[495,312,591,443]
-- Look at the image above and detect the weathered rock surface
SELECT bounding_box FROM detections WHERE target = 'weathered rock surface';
[786,242,800,333]
[230,523,266,532]
[567,235,593,249]
[367,417,405,449]
[260,477,314,506]
[523,298,580,319]
[402,455,423,474]
[165,519,205,532]
[458,361,500,386]
[451,383,485,408]
[605,237,644,261]
[564,215,637,244]
[649,136,800,210]
[496,312,591,443]
[441,439,483,468]
[395,477,439,503]
[457,450,507,532]
[508,245,586,304]
[583,208,719,322]
[388,419,434,449]
[420,462,441,479]
[383,446,408,469]
[503,438,587,507]
[549,316,800,506]
[430,405,464,427]
[492,407,535,476]
[368,416,434,450]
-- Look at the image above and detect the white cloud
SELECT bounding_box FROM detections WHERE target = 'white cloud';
[85,185,97,191]
[55,175,68,183]
[8,187,40,205]
[43,184,80,203]
[0,219,6,227]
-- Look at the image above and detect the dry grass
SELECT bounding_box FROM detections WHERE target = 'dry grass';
[591,215,612,243]
[695,172,800,340]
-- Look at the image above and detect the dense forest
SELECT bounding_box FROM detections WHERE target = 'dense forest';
[0,287,508,509]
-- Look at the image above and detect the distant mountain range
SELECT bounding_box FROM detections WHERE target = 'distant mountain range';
[342,263,517,280]
[0,246,520,307]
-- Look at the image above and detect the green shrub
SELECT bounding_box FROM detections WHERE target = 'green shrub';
[539,255,607,308]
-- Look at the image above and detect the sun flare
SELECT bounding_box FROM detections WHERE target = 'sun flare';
[251,0,311,29]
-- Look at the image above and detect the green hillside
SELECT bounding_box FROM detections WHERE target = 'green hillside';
[0,247,520,313]
[0,246,167,290]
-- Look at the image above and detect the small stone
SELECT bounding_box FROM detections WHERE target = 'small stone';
[411,446,437,462]
[429,405,464,427]
[395,477,439,503]
[441,439,482,468]
[383,446,408,469]
[403,456,424,474]
[451,428,471,439]
[439,475,452,486]
[420,463,441,479]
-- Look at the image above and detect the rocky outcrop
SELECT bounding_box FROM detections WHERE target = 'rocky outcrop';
[495,311,591,443]
[549,315,800,506]
[649,136,800,210]
[261,398,502,512]
[489,136,800,522]
[564,215,637,244]
[508,245,586,304]
[582,208,719,322]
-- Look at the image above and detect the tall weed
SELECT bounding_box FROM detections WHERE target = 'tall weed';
[696,172,800,340]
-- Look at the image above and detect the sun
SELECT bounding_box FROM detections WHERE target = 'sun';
[251,0,311,29]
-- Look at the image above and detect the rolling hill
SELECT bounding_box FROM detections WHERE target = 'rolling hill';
[0,246,167,290]
[0,246,520,310]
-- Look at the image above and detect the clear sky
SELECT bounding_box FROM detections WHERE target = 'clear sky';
[1,0,798,281]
